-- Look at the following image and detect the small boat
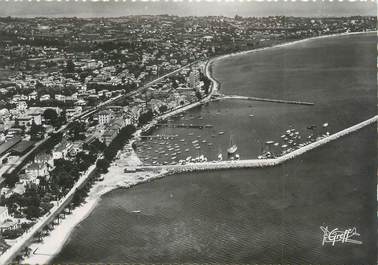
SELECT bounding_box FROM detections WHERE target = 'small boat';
[131,210,141,213]
[227,134,238,155]
[249,114,254,117]
[218,131,225,135]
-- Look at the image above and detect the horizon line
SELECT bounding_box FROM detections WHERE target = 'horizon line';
[0,14,376,18]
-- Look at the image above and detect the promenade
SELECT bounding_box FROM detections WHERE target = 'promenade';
[0,165,97,265]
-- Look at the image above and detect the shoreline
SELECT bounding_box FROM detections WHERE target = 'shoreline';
[20,30,373,264]
[23,150,169,264]
[210,30,376,65]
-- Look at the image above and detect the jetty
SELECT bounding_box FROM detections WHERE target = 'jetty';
[214,94,314,106]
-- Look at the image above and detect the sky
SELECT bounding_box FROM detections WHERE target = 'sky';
[0,1,375,18]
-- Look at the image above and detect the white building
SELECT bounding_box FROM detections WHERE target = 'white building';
[52,140,72,160]
[25,162,48,181]
[17,101,28,112]
[97,110,114,125]
[0,207,9,224]
[55,94,66,102]
[40,94,51,101]
[189,70,200,89]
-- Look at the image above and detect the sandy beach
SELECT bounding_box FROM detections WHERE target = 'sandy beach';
[212,30,376,65]
[22,149,167,264]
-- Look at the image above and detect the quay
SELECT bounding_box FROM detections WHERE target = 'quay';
[156,123,207,129]
[139,135,178,139]
[215,94,314,106]
[133,115,377,173]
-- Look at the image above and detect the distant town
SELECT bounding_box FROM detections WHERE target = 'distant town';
[0,15,375,260]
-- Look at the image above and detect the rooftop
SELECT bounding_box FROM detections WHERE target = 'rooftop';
[11,141,35,155]
[0,137,22,157]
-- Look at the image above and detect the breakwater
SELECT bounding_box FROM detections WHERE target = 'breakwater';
[136,115,377,173]
[219,95,315,106]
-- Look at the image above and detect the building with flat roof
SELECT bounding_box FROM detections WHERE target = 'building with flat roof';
[0,137,22,157]
[10,141,35,156]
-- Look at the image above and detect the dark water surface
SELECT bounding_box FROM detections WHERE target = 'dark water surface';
[53,33,377,265]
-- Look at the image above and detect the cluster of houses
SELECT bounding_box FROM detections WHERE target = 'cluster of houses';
[95,107,135,146]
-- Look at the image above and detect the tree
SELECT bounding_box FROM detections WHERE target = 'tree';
[43,108,58,125]
[200,72,211,95]
[29,120,45,141]
[59,109,67,125]
[96,159,110,173]
[159,105,168,113]
[195,90,202,100]
[2,171,19,188]
[72,189,86,207]
[68,121,86,141]
[66,60,75,73]
[50,166,75,191]
[138,109,153,125]
[25,205,40,220]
